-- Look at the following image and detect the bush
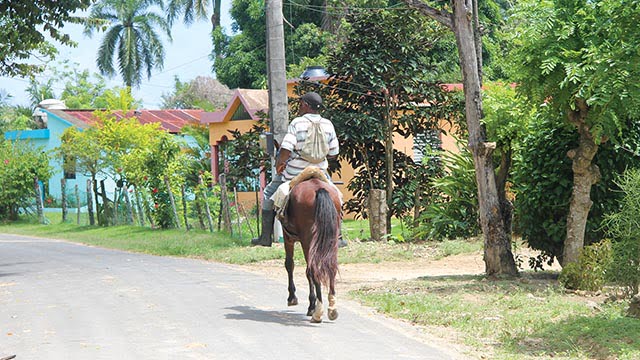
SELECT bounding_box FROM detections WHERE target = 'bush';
[559,239,613,291]
[0,141,52,220]
[414,145,479,240]
[603,169,640,296]
[513,114,640,261]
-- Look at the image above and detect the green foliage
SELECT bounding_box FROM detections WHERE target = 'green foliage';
[508,0,640,131]
[84,0,172,88]
[312,9,462,218]
[0,141,52,220]
[223,116,270,192]
[559,239,613,291]
[513,114,640,260]
[212,0,331,89]
[415,143,479,240]
[603,169,640,296]
[0,0,91,77]
[0,100,33,132]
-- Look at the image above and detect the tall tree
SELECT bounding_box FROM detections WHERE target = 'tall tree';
[84,0,172,88]
[161,76,233,110]
[212,0,329,89]
[403,0,518,276]
[508,0,640,266]
[167,0,223,28]
[0,0,91,77]
[309,10,459,231]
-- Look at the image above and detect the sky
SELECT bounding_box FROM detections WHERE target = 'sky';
[0,2,233,109]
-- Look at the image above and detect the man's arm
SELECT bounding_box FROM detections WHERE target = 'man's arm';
[276,148,291,174]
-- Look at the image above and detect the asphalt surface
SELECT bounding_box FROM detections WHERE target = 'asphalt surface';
[0,233,465,360]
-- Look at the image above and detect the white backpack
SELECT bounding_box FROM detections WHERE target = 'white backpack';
[298,116,329,163]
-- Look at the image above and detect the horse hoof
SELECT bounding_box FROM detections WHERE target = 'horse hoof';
[288,299,298,306]
[328,309,338,321]
[306,308,314,316]
[310,317,322,324]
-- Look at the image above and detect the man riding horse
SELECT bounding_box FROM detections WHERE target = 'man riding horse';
[252,92,340,247]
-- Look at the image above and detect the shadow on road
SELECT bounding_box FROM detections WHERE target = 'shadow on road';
[225,306,317,327]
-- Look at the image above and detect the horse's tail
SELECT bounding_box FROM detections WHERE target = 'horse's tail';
[308,188,339,286]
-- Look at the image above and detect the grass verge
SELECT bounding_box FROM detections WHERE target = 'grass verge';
[0,214,481,265]
[351,272,640,360]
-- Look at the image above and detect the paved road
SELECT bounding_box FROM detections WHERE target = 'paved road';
[0,233,465,360]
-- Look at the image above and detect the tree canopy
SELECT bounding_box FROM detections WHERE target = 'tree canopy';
[83,0,172,88]
[0,0,91,77]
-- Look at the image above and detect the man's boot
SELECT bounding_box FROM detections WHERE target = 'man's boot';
[251,209,275,247]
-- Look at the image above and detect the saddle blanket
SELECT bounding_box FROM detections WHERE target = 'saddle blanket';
[271,167,342,218]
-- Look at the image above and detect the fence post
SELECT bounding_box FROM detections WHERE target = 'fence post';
[181,185,189,231]
[123,186,134,225]
[218,174,232,234]
[34,177,45,224]
[61,178,68,222]
[86,179,95,225]
[199,175,214,233]
[134,186,146,227]
[75,184,80,225]
[164,175,180,229]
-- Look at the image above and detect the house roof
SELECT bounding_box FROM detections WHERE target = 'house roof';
[49,109,203,133]
[201,89,269,124]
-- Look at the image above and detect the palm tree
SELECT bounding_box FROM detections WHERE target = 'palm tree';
[84,0,172,88]
[167,0,221,28]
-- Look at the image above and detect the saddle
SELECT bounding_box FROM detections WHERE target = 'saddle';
[272,166,331,223]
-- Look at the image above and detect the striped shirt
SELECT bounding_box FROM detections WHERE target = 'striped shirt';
[280,113,339,180]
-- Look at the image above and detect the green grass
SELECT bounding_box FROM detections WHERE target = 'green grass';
[0,213,482,265]
[352,273,640,360]
[1,213,480,265]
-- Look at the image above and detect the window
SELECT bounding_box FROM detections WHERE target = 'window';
[63,155,76,179]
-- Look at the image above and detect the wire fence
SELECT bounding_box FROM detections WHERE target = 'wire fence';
[29,177,262,241]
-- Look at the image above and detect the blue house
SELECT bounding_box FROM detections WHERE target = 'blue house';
[4,102,203,205]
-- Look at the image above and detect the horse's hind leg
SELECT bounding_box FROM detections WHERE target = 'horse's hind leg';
[327,276,338,321]
[285,242,298,306]
[305,267,317,316]
[310,276,324,323]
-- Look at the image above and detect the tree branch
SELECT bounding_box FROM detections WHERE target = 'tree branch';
[401,0,453,30]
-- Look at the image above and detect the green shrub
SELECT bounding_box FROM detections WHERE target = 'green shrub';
[0,140,52,220]
[603,169,640,296]
[513,113,640,261]
[414,145,479,240]
[559,239,613,291]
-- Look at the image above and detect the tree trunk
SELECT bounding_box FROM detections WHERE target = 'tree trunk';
[563,101,599,266]
[495,147,513,240]
[384,89,394,235]
[452,0,517,277]
[402,0,518,277]
[368,189,388,241]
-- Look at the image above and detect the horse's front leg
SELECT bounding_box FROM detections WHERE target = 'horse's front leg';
[305,267,317,316]
[285,241,298,306]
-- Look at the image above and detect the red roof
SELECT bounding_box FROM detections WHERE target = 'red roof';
[58,109,203,133]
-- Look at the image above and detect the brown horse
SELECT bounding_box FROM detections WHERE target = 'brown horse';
[281,177,341,323]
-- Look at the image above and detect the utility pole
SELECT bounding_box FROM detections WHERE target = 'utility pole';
[266,0,289,149]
